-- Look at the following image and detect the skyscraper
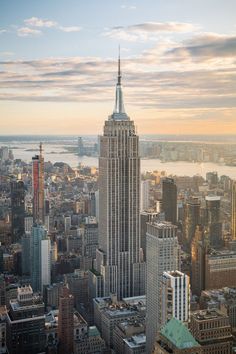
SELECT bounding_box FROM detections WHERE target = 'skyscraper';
[140,180,151,212]
[10,180,25,243]
[30,224,51,292]
[183,197,200,250]
[231,180,236,240]
[146,221,180,353]
[58,285,74,354]
[191,225,207,297]
[95,55,145,300]
[162,177,177,224]
[32,143,44,223]
[205,196,222,248]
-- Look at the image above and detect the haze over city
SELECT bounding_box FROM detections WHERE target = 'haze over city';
[1,0,236,135]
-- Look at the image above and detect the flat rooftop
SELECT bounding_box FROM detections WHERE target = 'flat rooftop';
[192,309,226,321]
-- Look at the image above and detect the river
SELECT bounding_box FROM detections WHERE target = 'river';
[8,142,236,179]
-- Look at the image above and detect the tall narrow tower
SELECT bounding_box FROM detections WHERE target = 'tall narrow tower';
[32,143,44,223]
[96,54,145,300]
[231,180,236,240]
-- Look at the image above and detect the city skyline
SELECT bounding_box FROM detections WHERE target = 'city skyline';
[1,0,236,135]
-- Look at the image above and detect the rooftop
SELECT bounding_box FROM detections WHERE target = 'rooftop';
[89,326,100,337]
[123,333,146,348]
[160,318,200,349]
[192,309,226,321]
[205,196,221,201]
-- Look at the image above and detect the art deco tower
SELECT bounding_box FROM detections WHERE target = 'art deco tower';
[96,55,145,300]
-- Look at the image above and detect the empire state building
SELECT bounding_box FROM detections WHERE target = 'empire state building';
[95,55,145,300]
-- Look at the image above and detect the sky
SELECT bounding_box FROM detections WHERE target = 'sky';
[0,0,236,135]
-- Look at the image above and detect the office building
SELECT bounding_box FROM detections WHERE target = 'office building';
[21,232,31,276]
[153,317,202,354]
[58,285,74,354]
[190,309,233,353]
[0,306,7,354]
[32,143,44,223]
[191,225,208,297]
[205,196,222,248]
[140,211,158,261]
[160,271,190,326]
[6,286,45,354]
[231,180,236,240]
[95,55,145,299]
[162,178,177,224]
[113,320,145,354]
[140,180,151,212]
[205,250,236,290]
[94,295,145,349]
[30,224,50,292]
[10,180,25,243]
[183,197,200,250]
[146,221,180,353]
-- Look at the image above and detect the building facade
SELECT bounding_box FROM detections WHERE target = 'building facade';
[162,178,177,225]
[58,286,74,354]
[95,56,145,299]
[160,270,190,326]
[10,180,25,243]
[183,197,200,250]
[231,180,236,240]
[205,196,222,248]
[190,309,233,353]
[32,143,44,223]
[146,221,180,353]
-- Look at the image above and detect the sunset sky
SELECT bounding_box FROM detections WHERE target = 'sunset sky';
[0,0,236,135]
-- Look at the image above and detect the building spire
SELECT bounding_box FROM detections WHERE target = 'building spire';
[118,45,121,85]
[111,47,129,120]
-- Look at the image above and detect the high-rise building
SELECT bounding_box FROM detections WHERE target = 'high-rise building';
[6,286,45,354]
[140,211,158,261]
[162,178,177,224]
[58,285,74,354]
[140,180,151,212]
[160,270,190,327]
[21,232,31,276]
[95,55,145,299]
[10,180,25,243]
[146,221,180,353]
[231,180,236,240]
[32,143,44,223]
[30,224,51,292]
[205,196,222,248]
[191,225,207,297]
[183,197,200,250]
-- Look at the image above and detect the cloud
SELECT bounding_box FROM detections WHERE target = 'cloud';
[24,17,57,28]
[0,29,7,34]
[22,16,81,34]
[59,26,82,33]
[1,29,236,126]
[103,22,198,41]
[0,52,14,57]
[166,33,236,62]
[121,5,136,10]
[17,27,42,37]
